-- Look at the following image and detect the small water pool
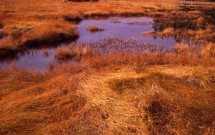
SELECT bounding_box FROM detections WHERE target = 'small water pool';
[77,17,176,48]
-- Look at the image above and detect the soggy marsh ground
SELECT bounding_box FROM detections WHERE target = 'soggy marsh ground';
[0,0,215,134]
[0,17,178,71]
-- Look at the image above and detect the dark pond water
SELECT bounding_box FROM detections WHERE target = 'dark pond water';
[0,17,178,71]
[0,48,56,71]
[77,17,176,48]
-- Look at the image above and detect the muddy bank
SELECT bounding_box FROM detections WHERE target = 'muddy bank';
[0,48,18,60]
[22,32,79,48]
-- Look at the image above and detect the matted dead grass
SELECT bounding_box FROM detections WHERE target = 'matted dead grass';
[0,62,214,134]
[0,41,214,134]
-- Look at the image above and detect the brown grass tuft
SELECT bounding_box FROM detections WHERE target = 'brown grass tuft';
[55,47,75,61]
[142,30,156,36]
[87,25,104,32]
[200,43,215,58]
[159,28,174,37]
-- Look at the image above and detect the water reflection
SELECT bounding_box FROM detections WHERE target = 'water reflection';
[77,17,176,48]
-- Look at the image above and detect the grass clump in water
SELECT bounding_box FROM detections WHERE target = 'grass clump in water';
[87,25,104,32]
[55,47,75,61]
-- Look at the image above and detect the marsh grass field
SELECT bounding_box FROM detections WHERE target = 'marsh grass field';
[0,0,215,134]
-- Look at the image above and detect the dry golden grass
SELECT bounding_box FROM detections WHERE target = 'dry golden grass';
[187,25,215,42]
[55,47,74,61]
[159,27,174,37]
[0,0,215,134]
[0,60,214,134]
[0,20,78,49]
[200,43,215,58]
[0,39,214,134]
[142,28,174,37]
[73,39,214,67]
[142,30,156,36]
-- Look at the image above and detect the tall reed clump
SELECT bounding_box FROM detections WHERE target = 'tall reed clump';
[55,47,75,61]
[200,43,215,58]
[77,39,214,67]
